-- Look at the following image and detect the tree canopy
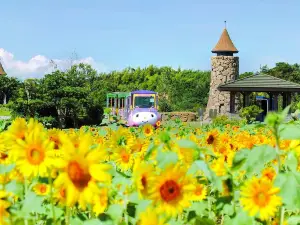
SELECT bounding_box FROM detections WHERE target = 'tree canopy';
[5,64,210,128]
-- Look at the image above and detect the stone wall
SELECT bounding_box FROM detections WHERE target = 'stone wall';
[204,56,239,121]
[161,112,197,122]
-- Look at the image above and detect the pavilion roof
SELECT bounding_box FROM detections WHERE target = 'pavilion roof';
[218,73,300,92]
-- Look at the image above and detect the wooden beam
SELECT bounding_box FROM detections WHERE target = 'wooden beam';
[273,93,279,111]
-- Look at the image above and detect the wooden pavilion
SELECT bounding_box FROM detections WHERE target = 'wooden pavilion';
[218,73,300,113]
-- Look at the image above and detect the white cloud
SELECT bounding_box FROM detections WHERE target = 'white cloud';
[0,48,108,80]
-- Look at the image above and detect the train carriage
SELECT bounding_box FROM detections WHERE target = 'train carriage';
[106,90,161,127]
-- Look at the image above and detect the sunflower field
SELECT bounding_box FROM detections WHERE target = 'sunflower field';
[1,108,300,225]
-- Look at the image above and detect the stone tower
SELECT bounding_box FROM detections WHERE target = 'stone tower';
[204,27,239,120]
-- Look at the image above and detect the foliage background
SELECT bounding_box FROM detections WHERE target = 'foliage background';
[1,61,300,128]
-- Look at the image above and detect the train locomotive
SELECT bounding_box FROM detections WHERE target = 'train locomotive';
[106,90,161,127]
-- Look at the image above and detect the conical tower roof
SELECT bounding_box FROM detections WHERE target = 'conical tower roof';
[0,62,6,75]
[212,28,238,53]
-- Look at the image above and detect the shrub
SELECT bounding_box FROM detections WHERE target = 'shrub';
[239,105,263,124]
[212,115,245,127]
[158,98,172,112]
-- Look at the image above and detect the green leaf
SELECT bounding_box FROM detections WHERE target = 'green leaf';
[45,204,64,219]
[193,160,223,191]
[0,164,15,174]
[187,211,197,222]
[224,209,254,225]
[21,191,45,216]
[83,219,113,225]
[274,172,300,209]
[134,199,152,219]
[143,142,157,160]
[243,145,277,176]
[285,151,298,172]
[287,216,300,225]
[159,131,171,143]
[231,149,249,171]
[70,216,85,225]
[106,204,124,223]
[98,128,108,136]
[189,201,209,217]
[279,124,300,140]
[156,150,178,169]
[5,180,24,198]
[176,139,200,150]
[194,217,215,225]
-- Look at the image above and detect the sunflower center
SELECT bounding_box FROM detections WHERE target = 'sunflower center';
[160,180,181,202]
[67,161,91,190]
[60,188,66,198]
[254,192,270,207]
[145,128,151,134]
[50,136,60,150]
[141,176,147,188]
[121,151,130,163]
[17,132,25,140]
[27,147,45,165]
[195,187,203,196]
[207,135,214,145]
[0,152,8,160]
[39,185,47,193]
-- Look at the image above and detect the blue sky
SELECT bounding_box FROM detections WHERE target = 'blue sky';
[0,0,299,78]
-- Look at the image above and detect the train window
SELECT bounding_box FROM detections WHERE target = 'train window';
[134,96,155,108]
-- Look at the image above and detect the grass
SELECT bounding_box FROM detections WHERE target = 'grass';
[0,106,11,116]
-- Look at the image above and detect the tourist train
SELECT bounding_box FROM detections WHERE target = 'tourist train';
[106,90,161,127]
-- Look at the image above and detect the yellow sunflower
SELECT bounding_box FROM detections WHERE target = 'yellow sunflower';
[205,130,219,147]
[261,167,276,182]
[4,117,27,148]
[111,146,134,172]
[33,183,50,196]
[0,174,9,185]
[142,124,154,137]
[148,163,196,217]
[0,151,9,165]
[175,146,196,165]
[271,218,288,225]
[110,126,134,149]
[131,138,150,155]
[0,133,9,165]
[53,186,67,206]
[240,177,282,221]
[10,128,57,178]
[132,160,156,198]
[191,183,207,201]
[48,128,64,150]
[0,190,11,225]
[92,188,108,216]
[137,206,168,225]
[54,133,112,209]
[210,158,227,177]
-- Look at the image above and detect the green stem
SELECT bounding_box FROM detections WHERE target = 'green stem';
[279,206,285,225]
[275,140,281,172]
[24,179,28,225]
[49,173,56,224]
[65,207,70,225]
[274,127,285,225]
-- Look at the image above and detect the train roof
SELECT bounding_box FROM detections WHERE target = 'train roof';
[131,90,157,94]
[107,92,131,98]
